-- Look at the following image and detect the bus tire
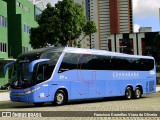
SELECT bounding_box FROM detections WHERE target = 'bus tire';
[54,90,67,106]
[134,87,142,99]
[34,102,44,107]
[125,87,132,100]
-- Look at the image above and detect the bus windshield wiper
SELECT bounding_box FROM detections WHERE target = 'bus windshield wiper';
[59,68,69,73]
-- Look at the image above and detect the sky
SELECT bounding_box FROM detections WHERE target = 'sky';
[42,0,160,32]
[133,0,160,32]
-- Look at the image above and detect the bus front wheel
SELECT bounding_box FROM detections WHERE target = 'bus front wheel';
[134,87,142,99]
[125,87,133,100]
[54,90,67,105]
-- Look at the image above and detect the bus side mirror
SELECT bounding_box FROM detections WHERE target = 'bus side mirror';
[29,59,49,72]
[4,62,15,74]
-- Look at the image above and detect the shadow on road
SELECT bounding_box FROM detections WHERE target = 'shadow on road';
[0,96,148,109]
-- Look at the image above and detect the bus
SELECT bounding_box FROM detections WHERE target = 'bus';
[4,47,156,106]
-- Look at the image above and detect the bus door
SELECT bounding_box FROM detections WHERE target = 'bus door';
[29,59,50,102]
[34,63,50,102]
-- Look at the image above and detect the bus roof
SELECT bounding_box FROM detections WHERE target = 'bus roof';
[63,47,154,59]
[18,47,154,60]
[18,47,64,58]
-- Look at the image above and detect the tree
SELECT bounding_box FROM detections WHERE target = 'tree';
[30,0,97,48]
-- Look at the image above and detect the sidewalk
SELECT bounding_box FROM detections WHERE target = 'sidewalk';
[0,86,160,102]
[0,92,10,101]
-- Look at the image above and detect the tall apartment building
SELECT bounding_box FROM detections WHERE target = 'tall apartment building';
[0,0,41,87]
[75,0,133,50]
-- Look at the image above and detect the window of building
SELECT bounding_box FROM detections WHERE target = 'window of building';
[35,7,42,21]
[4,43,6,52]
[22,46,29,53]
[20,3,23,8]
[0,42,2,52]
[0,16,7,27]
[0,42,7,52]
[16,1,20,7]
[24,24,30,33]
[17,1,30,13]
[24,24,26,32]
[0,16,2,26]
[108,39,112,51]
[17,1,23,8]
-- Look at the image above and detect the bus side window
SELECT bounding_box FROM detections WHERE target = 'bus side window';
[59,53,80,73]
[36,63,49,83]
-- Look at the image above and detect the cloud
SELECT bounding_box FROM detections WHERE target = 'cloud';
[133,0,160,18]
[134,24,140,32]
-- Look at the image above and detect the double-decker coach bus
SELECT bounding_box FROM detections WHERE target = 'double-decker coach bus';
[4,47,156,106]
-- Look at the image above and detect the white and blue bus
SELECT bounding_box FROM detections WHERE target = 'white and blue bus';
[4,47,156,106]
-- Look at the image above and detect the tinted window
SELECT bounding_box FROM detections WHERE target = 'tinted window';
[59,53,80,73]
[59,53,113,72]
[80,54,113,70]
[112,57,154,71]
[59,53,154,72]
[34,52,61,83]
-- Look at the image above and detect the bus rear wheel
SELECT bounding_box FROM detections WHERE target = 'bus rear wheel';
[134,87,142,99]
[125,87,133,100]
[54,90,67,106]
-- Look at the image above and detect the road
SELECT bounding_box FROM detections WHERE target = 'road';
[0,92,159,119]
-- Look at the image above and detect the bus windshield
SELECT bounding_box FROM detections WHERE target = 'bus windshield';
[11,61,32,88]
[10,51,62,89]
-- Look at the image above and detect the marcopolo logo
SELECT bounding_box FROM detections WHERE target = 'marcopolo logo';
[113,72,139,78]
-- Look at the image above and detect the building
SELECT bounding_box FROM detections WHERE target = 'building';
[74,0,133,50]
[139,27,152,33]
[108,32,160,63]
[0,0,41,87]
[6,0,40,58]
[0,0,8,87]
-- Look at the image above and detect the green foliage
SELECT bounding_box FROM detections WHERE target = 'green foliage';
[83,20,97,36]
[156,65,160,72]
[30,0,97,48]
[73,40,81,48]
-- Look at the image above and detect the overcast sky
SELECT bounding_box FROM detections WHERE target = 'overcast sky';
[133,0,160,32]
[42,0,160,32]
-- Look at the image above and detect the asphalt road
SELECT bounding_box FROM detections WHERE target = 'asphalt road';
[0,92,159,119]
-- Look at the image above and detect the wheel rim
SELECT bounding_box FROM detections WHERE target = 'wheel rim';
[135,89,141,98]
[126,90,131,99]
[56,93,64,104]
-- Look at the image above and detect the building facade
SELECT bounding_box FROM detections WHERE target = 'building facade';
[5,0,39,58]
[108,32,160,63]
[0,0,8,87]
[75,0,133,50]
[0,0,41,87]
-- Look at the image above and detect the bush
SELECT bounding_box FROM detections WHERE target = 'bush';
[156,65,160,72]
